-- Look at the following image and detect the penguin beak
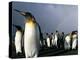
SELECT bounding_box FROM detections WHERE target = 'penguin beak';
[14,9,26,16]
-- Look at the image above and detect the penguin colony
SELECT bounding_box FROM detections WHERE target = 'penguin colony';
[41,31,78,50]
[13,9,78,58]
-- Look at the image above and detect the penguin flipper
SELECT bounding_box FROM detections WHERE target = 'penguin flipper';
[37,23,43,41]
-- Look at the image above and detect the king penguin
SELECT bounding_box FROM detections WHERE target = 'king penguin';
[54,30,59,48]
[64,33,72,50]
[71,31,78,49]
[46,33,51,48]
[51,33,55,47]
[13,24,23,54]
[14,9,42,58]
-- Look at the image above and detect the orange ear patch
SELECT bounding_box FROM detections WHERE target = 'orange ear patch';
[26,20,36,28]
[25,17,36,27]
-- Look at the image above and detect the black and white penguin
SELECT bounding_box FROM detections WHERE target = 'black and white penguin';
[40,40,42,47]
[14,9,42,58]
[46,33,51,48]
[51,33,55,47]
[13,24,23,54]
[71,31,78,49]
[39,33,44,48]
[43,39,45,46]
[58,32,64,48]
[60,32,65,48]
[64,33,72,50]
[54,30,59,48]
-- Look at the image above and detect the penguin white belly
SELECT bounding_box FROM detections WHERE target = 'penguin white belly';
[64,36,71,50]
[15,31,22,53]
[52,39,54,46]
[72,35,77,49]
[52,36,54,46]
[47,37,50,47]
[43,39,46,46]
[54,35,58,47]
[72,39,77,49]
[24,23,40,58]
[40,40,42,47]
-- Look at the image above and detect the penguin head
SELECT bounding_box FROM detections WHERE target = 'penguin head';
[14,9,35,20]
[72,30,78,35]
[56,30,58,32]
[46,33,48,35]
[13,24,22,31]
[62,32,64,35]
[71,30,78,39]
[51,33,53,35]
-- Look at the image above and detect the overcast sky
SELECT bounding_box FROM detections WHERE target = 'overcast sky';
[12,2,78,38]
